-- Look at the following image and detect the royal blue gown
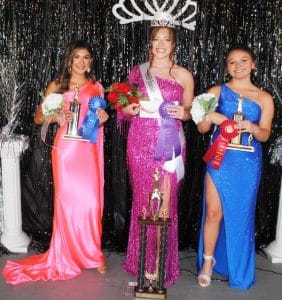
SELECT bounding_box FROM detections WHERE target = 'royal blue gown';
[198,84,262,289]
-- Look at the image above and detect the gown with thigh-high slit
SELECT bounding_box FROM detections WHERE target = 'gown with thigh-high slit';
[2,81,105,285]
[198,83,262,289]
[123,65,186,286]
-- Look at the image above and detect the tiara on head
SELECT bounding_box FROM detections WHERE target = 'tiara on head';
[112,0,198,31]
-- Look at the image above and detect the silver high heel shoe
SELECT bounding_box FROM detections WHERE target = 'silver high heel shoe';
[198,254,216,287]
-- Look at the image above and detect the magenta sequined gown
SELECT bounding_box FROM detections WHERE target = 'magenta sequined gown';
[123,65,185,285]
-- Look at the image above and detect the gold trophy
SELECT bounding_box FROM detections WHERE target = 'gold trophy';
[64,83,83,140]
[135,168,170,300]
[149,168,163,221]
[227,94,254,152]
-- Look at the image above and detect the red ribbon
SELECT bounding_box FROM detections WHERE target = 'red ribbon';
[203,119,239,169]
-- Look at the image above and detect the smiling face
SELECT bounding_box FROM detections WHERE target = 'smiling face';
[70,48,92,75]
[150,27,175,61]
[226,49,256,79]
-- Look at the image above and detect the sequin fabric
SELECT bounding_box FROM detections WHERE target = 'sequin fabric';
[123,66,185,286]
[198,84,262,289]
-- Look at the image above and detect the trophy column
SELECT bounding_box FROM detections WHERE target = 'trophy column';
[134,168,171,300]
[134,217,171,300]
[64,83,83,140]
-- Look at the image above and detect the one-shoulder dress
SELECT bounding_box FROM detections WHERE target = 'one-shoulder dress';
[123,65,186,285]
[3,81,105,284]
[198,84,262,289]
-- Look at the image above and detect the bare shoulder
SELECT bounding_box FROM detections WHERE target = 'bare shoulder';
[173,65,194,86]
[208,85,221,98]
[45,80,59,95]
[259,89,274,110]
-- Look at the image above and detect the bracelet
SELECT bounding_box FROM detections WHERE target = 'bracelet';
[183,105,192,111]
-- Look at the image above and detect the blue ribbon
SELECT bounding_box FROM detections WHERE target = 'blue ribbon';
[79,96,106,143]
[154,101,181,161]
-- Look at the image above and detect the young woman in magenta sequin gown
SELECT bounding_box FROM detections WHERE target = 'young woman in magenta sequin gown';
[197,45,274,289]
[2,40,109,285]
[122,26,194,285]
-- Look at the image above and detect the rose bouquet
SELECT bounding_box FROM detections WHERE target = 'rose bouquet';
[41,93,65,121]
[190,93,218,124]
[106,81,142,110]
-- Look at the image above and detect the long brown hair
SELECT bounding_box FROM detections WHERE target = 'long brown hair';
[56,40,96,92]
[148,26,176,78]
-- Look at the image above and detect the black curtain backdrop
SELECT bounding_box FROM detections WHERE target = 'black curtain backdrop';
[0,0,281,254]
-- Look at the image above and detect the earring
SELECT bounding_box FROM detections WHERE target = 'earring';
[223,71,231,82]
[87,67,91,73]
[251,67,258,76]
[69,66,72,73]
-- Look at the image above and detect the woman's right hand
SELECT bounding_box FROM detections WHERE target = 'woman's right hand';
[121,103,140,116]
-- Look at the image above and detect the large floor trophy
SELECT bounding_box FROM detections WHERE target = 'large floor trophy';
[227,94,254,152]
[134,168,171,300]
[64,83,84,140]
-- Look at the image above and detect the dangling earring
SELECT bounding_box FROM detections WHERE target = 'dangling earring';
[251,67,258,77]
[87,67,91,73]
[69,66,72,73]
[223,71,231,82]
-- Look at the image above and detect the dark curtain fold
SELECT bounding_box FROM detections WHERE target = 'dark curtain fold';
[0,0,281,254]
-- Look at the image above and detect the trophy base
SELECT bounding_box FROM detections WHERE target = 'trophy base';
[134,287,167,299]
[227,143,254,152]
[63,134,89,142]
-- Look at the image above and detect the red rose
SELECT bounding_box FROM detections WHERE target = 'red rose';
[128,96,139,104]
[108,91,119,103]
[117,82,131,94]
[114,103,121,110]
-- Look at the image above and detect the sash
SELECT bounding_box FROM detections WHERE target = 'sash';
[139,63,163,118]
[139,63,185,181]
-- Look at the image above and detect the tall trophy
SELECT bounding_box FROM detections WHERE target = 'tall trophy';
[135,168,171,300]
[64,83,83,140]
[227,94,254,152]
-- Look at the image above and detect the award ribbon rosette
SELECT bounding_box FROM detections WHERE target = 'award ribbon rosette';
[79,96,106,143]
[154,101,181,161]
[203,119,239,169]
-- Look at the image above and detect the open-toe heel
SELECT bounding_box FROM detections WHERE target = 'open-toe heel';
[198,254,216,287]
[97,265,108,275]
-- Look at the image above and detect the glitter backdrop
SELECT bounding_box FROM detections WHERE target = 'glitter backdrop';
[0,0,281,253]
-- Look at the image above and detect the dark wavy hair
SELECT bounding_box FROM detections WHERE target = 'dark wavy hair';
[56,40,95,92]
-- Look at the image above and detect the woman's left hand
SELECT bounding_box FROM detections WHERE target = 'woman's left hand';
[97,109,109,126]
[237,120,258,134]
[166,104,188,120]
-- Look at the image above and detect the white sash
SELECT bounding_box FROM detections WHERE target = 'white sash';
[139,63,163,118]
[139,62,185,181]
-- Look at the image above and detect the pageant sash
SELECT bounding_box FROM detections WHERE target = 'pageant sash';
[203,119,239,169]
[79,96,106,143]
[139,63,184,180]
[139,63,163,118]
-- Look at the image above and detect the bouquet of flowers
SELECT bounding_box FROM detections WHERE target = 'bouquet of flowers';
[190,93,218,124]
[106,81,142,110]
[41,93,64,121]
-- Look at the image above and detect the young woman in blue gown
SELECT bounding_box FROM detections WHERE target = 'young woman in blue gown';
[197,45,274,289]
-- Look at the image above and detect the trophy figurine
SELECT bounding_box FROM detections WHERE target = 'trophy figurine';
[64,83,83,140]
[227,94,254,152]
[149,168,163,221]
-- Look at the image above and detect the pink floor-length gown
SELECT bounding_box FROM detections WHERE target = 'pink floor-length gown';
[123,66,186,286]
[2,81,105,285]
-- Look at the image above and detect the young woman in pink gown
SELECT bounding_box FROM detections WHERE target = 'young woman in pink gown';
[122,26,194,285]
[2,40,109,284]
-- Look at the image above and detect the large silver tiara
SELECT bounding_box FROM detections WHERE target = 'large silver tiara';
[112,0,197,30]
